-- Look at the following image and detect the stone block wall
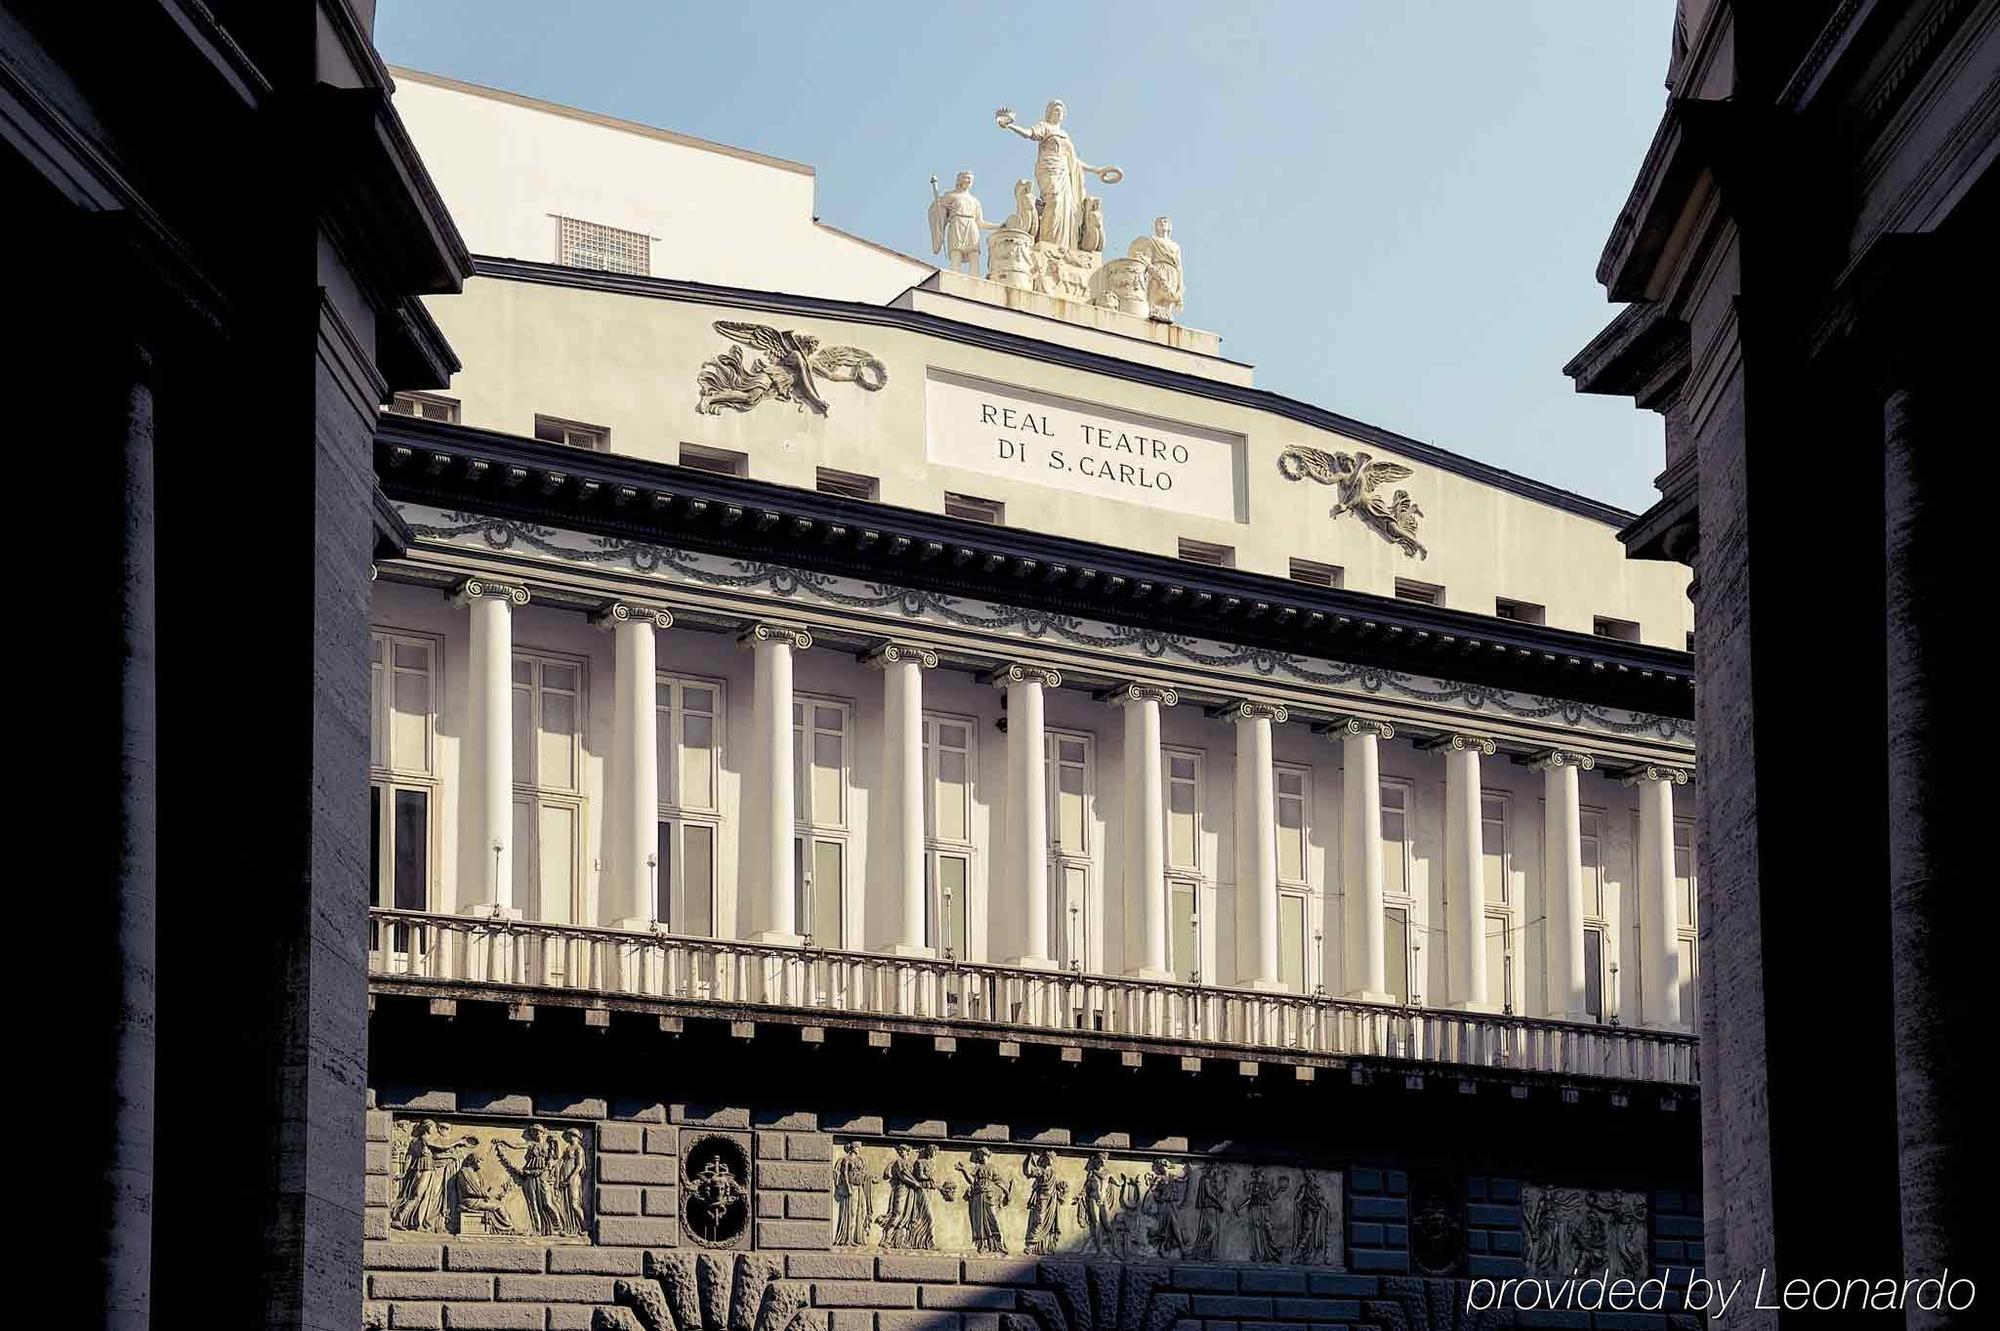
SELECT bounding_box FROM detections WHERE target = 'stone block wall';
[363,1085,1699,1331]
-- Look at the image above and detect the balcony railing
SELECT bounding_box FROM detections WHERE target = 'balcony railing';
[367,908,1698,1086]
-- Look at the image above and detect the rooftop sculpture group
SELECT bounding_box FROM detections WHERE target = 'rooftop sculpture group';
[928,99,1185,323]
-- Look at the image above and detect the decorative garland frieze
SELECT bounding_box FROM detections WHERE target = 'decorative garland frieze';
[400,506,1693,747]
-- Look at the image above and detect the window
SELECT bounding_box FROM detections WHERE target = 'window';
[534,414,609,452]
[1583,925,1606,1022]
[1380,780,1412,898]
[923,714,976,958]
[680,442,748,476]
[1395,578,1443,606]
[1674,818,1699,1023]
[1165,749,1204,873]
[370,631,438,945]
[1580,808,1606,919]
[1276,766,1311,886]
[944,491,1004,524]
[655,676,722,936]
[555,215,651,275]
[1178,537,1234,567]
[1480,793,1511,1010]
[1045,730,1094,969]
[1480,795,1508,904]
[1288,558,1343,588]
[512,653,586,941]
[1381,779,1417,1003]
[1494,597,1545,624]
[1171,881,1200,983]
[1385,906,1411,1004]
[793,698,852,947]
[815,467,879,501]
[385,391,459,423]
[1594,615,1641,642]
[1279,892,1309,993]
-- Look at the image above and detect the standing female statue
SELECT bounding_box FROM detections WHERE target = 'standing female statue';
[995,101,1123,250]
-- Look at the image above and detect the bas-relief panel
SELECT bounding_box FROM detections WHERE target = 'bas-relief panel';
[830,1141,1342,1266]
[1520,1185,1647,1279]
[388,1116,593,1242]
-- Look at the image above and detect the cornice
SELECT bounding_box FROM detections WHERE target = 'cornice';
[374,417,1696,722]
[469,257,1639,529]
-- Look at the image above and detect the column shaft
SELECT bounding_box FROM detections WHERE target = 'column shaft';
[871,645,932,954]
[748,627,803,940]
[1636,772,1681,1028]
[1231,704,1284,989]
[605,608,665,926]
[1339,722,1391,1000]
[1542,758,1587,1019]
[462,583,520,912]
[1118,687,1173,978]
[1439,739,1489,1009]
[998,666,1054,966]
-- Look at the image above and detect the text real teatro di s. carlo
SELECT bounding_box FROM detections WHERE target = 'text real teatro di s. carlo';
[359,68,1705,1331]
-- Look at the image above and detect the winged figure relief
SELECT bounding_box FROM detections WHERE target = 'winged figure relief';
[694,320,889,417]
[1277,444,1429,559]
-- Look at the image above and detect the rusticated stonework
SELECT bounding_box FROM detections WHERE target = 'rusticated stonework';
[830,1140,1342,1266]
[387,1115,593,1242]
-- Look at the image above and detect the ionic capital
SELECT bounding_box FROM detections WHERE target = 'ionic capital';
[863,641,940,670]
[739,622,812,651]
[1620,763,1692,787]
[1105,683,1179,708]
[1420,732,1496,755]
[1526,749,1597,772]
[450,576,530,608]
[1321,716,1395,741]
[1219,700,1289,724]
[985,662,1062,690]
[592,600,674,631]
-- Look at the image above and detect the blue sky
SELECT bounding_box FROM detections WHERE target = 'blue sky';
[378,1,1673,511]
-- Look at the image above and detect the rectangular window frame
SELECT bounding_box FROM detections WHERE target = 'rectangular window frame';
[793,694,854,949]
[534,413,610,452]
[512,648,589,931]
[922,712,978,958]
[656,673,725,935]
[1045,728,1096,970]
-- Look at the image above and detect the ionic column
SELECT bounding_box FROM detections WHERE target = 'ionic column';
[1424,732,1495,1010]
[1533,749,1596,1020]
[990,663,1060,968]
[1110,683,1178,979]
[1332,718,1395,1001]
[595,602,674,929]
[453,577,530,914]
[1627,763,1690,1029]
[866,642,938,956]
[742,623,812,942]
[1226,701,1288,991]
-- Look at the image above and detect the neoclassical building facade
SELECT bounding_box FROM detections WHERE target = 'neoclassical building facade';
[361,70,1705,1331]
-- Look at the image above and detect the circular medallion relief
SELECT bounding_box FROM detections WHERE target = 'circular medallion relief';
[682,1134,750,1246]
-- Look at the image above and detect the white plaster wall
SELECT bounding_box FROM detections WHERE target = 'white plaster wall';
[391,71,930,302]
[420,277,1693,648]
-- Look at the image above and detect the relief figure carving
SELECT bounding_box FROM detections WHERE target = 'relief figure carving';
[1521,1185,1648,1279]
[388,1116,591,1242]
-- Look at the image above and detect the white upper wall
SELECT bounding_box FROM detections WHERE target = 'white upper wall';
[390,68,931,303]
